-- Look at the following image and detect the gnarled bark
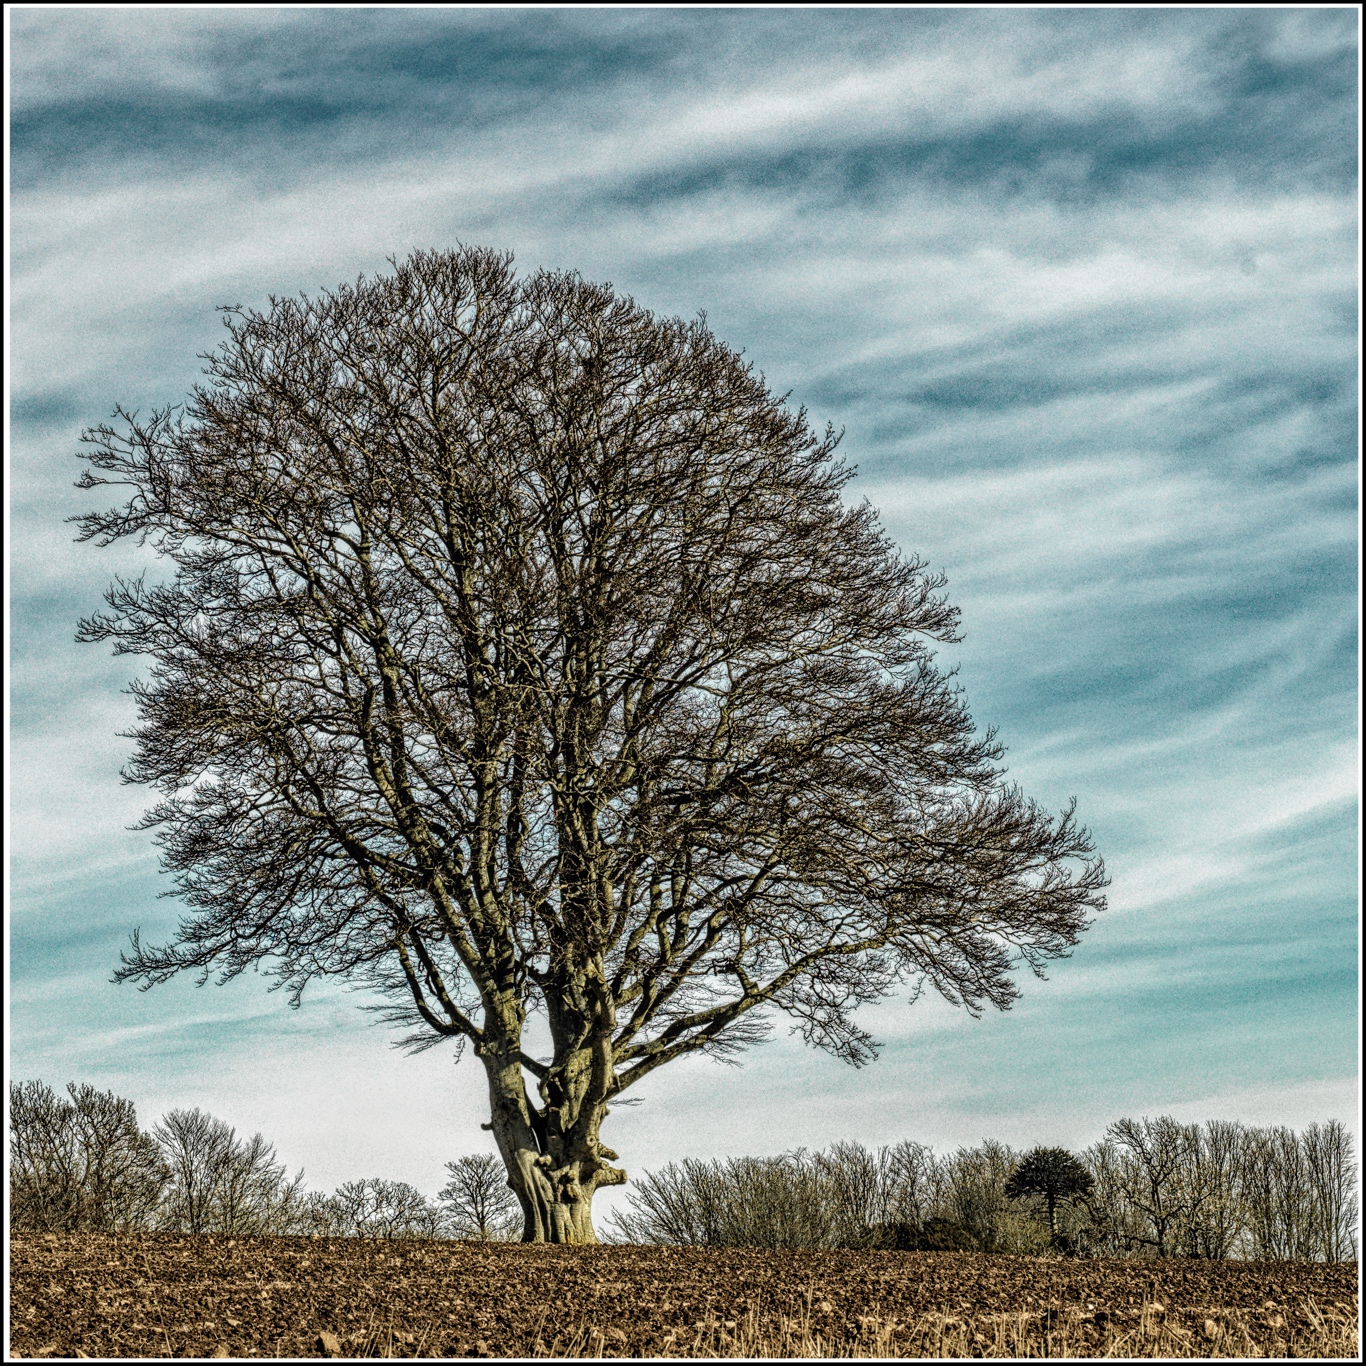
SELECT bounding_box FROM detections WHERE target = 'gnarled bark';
[479,975,627,1244]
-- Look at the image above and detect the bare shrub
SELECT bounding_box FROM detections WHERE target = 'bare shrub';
[609,1152,830,1247]
[331,1178,445,1240]
[606,1157,732,1245]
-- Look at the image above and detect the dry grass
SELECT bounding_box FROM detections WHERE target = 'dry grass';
[524,1292,1360,1360]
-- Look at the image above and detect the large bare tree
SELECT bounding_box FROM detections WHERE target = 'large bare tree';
[75,246,1106,1242]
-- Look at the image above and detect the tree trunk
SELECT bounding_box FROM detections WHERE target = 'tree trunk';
[479,1042,625,1245]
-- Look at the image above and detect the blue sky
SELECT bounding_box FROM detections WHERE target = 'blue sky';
[7,7,1358,1221]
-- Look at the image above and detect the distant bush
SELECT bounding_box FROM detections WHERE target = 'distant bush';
[869,1216,979,1251]
[916,1216,980,1252]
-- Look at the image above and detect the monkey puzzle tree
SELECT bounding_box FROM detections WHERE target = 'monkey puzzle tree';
[1004,1146,1095,1244]
[75,246,1106,1243]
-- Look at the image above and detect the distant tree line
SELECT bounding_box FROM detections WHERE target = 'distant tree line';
[8,1081,519,1242]
[11,1081,1355,1260]
[608,1119,1358,1261]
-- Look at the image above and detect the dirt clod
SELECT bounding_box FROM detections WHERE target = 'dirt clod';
[316,1329,342,1356]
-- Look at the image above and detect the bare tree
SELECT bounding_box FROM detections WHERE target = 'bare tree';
[1085,1116,1358,1264]
[612,1138,1045,1253]
[1301,1119,1358,1262]
[813,1139,948,1249]
[154,1108,235,1234]
[9,1081,81,1232]
[1238,1125,1282,1260]
[1238,1122,1352,1263]
[66,1084,168,1232]
[75,245,1107,1242]
[153,1107,302,1234]
[213,1130,307,1236]
[291,1189,351,1237]
[1270,1124,1315,1262]
[1105,1116,1196,1258]
[9,1081,166,1233]
[1076,1139,1120,1256]
[882,1140,947,1236]
[815,1141,886,1248]
[440,1153,521,1240]
[1177,1119,1245,1259]
[1091,1118,1239,1260]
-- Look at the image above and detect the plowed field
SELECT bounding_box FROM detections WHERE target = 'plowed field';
[8,1233,1358,1359]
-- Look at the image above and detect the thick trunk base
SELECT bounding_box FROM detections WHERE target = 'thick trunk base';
[510,1150,600,1243]
[522,1197,597,1244]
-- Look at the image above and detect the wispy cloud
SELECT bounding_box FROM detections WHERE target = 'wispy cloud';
[8,7,1355,1186]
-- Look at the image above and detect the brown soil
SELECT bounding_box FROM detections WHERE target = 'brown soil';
[8,1232,1359,1359]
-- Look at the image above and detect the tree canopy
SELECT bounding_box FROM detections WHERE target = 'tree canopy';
[75,245,1106,1241]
